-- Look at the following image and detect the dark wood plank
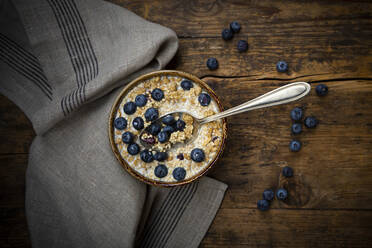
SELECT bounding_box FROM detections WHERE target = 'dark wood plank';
[0,155,28,207]
[0,207,31,248]
[0,95,35,154]
[200,209,372,247]
[115,0,372,78]
[0,154,30,248]
[203,79,372,210]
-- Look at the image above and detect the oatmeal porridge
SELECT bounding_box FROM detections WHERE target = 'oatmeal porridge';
[112,74,224,183]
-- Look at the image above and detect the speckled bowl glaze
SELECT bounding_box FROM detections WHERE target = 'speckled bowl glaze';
[108,70,227,187]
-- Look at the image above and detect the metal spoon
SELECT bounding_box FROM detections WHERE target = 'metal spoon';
[140,82,311,149]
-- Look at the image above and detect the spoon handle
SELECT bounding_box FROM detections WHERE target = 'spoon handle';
[199,82,311,125]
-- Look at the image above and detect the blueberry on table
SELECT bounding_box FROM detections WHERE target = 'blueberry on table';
[181,80,193,90]
[163,125,175,133]
[290,140,301,152]
[154,164,168,178]
[144,107,159,122]
[257,199,270,211]
[230,21,241,33]
[127,143,140,155]
[237,40,248,52]
[276,188,288,200]
[158,131,169,143]
[135,94,148,107]
[132,117,144,130]
[262,189,274,201]
[122,131,134,144]
[304,116,318,128]
[291,123,302,134]
[290,107,303,121]
[221,28,233,40]
[316,84,328,96]
[173,167,186,181]
[206,58,219,70]
[162,114,176,125]
[198,93,211,106]
[151,88,164,101]
[276,61,288,72]
[282,166,294,178]
[154,152,168,162]
[140,149,154,163]
[191,148,205,162]
[124,101,137,115]
[114,117,127,130]
[176,119,186,131]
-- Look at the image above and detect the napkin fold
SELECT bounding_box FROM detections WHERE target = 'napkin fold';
[0,0,227,247]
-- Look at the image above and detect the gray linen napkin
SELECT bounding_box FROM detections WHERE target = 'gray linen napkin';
[0,0,227,247]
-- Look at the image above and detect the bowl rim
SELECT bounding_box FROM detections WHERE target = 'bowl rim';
[108,70,227,187]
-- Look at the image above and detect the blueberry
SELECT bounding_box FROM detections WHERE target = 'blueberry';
[276,61,288,72]
[181,80,193,90]
[114,117,127,130]
[151,88,164,101]
[162,115,175,125]
[177,153,184,160]
[276,188,288,201]
[304,116,318,128]
[132,117,144,130]
[257,199,270,211]
[237,40,248,52]
[198,93,211,106]
[206,58,218,70]
[282,166,294,178]
[190,148,205,162]
[163,125,175,133]
[135,94,148,107]
[122,131,134,144]
[221,28,233,40]
[144,107,159,122]
[173,167,186,181]
[124,101,137,115]
[175,119,186,131]
[290,107,303,121]
[263,189,274,201]
[289,140,301,152]
[154,152,168,162]
[140,149,154,163]
[147,123,162,135]
[127,143,140,155]
[230,21,241,33]
[157,131,169,143]
[291,123,302,134]
[154,164,168,178]
[316,84,328,96]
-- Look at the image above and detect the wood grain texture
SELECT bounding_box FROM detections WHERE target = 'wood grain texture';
[115,0,372,78]
[1,0,372,247]
[200,209,372,247]
[204,79,372,210]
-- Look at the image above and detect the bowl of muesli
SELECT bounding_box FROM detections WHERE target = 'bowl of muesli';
[108,70,227,187]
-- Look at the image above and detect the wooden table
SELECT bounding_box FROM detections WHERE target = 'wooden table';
[1,0,372,247]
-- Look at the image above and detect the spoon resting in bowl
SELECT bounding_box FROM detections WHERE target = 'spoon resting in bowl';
[140,81,311,150]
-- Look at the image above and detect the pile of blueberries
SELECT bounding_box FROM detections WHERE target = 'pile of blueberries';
[257,166,294,211]
[206,21,248,71]
[257,83,328,211]
[113,79,212,181]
